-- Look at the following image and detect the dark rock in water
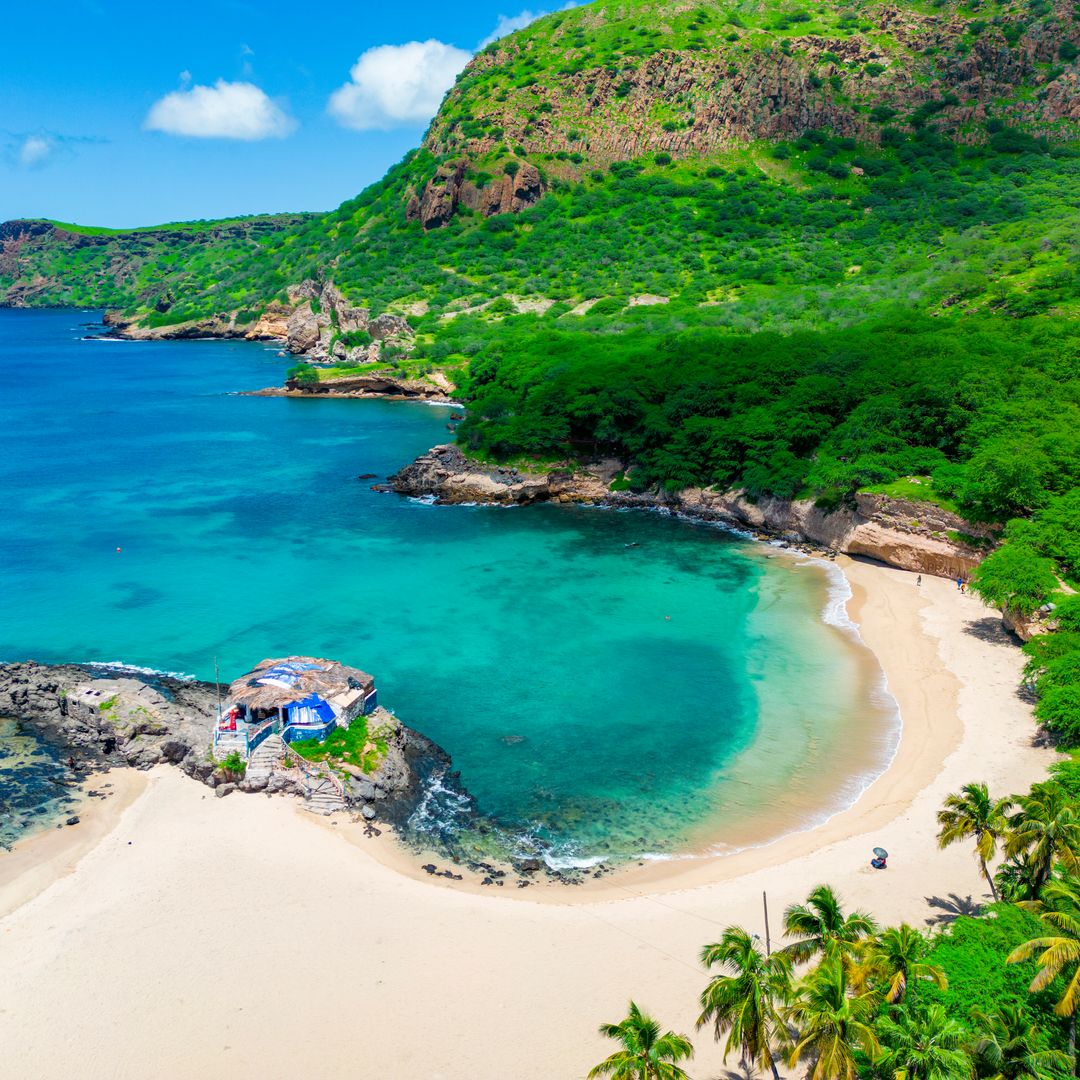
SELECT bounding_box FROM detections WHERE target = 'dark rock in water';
[513,858,542,873]
[499,735,526,746]
[65,815,80,826]
[357,473,377,480]
[0,661,216,773]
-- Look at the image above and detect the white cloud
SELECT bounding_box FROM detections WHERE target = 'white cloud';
[144,79,296,140]
[327,40,472,131]
[479,4,580,48]
[18,135,52,167]
[479,9,547,48]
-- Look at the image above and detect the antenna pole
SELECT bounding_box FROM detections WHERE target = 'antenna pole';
[763,891,772,956]
[215,656,222,724]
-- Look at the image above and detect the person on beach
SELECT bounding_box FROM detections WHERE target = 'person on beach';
[916,575,922,587]
[956,576,963,590]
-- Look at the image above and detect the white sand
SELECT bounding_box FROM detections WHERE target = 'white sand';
[0,560,1056,1080]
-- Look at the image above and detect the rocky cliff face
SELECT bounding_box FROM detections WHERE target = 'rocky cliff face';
[410,0,1079,226]
[104,277,416,367]
[406,161,545,230]
[390,445,994,577]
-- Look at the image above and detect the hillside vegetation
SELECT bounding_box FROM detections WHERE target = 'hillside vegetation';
[2,0,1080,737]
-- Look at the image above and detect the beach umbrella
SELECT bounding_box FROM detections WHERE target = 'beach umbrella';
[873,847,889,859]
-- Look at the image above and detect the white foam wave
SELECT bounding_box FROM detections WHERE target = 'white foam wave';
[542,851,608,871]
[423,400,466,409]
[84,661,195,681]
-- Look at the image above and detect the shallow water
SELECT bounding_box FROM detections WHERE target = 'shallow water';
[0,719,79,848]
[0,309,897,861]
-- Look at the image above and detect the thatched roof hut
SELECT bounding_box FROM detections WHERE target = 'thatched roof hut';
[228,656,375,714]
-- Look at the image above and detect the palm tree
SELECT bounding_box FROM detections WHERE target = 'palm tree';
[697,926,794,1079]
[969,1003,1070,1080]
[1006,784,1080,895]
[589,1001,694,1080]
[937,783,1014,902]
[995,854,1046,904]
[1007,877,1080,1070]
[783,884,879,966]
[863,924,948,1004]
[876,1003,973,1080]
[786,958,881,1080]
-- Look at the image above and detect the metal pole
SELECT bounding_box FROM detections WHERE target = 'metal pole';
[763,891,772,956]
[214,656,222,723]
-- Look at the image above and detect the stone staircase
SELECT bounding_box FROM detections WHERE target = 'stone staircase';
[303,775,345,816]
[246,734,283,783]
[250,734,345,815]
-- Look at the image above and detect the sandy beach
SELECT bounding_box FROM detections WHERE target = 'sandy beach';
[0,559,1056,1080]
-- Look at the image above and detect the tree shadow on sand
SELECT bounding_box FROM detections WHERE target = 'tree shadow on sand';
[924,892,984,927]
[962,616,1019,647]
[712,1064,756,1080]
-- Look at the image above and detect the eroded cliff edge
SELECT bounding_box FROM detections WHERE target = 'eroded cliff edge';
[390,444,996,578]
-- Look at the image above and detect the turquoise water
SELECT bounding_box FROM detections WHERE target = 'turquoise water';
[0,309,897,863]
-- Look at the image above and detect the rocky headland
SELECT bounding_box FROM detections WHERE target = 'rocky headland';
[0,661,605,884]
[101,278,455,401]
[390,444,998,580]
[0,662,449,824]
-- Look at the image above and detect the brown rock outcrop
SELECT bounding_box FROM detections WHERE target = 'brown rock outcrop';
[407,162,545,229]
[390,445,994,578]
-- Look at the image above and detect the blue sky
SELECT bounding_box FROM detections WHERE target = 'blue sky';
[1,1,558,227]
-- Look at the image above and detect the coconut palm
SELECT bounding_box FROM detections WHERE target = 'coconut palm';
[969,1003,1070,1080]
[783,884,879,966]
[1007,877,1080,1068]
[876,1003,973,1080]
[697,926,794,1079]
[937,783,1014,902]
[1006,783,1080,896]
[786,958,881,1080]
[863,924,948,1004]
[589,1001,694,1080]
[994,854,1046,904]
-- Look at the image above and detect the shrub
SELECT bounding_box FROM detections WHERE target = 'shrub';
[654,152,672,166]
[970,543,1060,617]
[218,751,247,779]
[339,329,372,348]
[286,363,319,389]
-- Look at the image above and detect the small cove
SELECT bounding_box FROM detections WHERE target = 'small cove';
[0,309,899,863]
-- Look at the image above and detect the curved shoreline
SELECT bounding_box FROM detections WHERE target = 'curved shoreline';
[323,553,1049,902]
[0,552,1031,903]
[0,557,1059,1080]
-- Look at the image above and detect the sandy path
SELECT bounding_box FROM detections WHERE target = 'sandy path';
[0,560,1055,1080]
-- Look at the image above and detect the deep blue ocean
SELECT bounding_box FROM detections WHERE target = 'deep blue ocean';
[0,309,897,863]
